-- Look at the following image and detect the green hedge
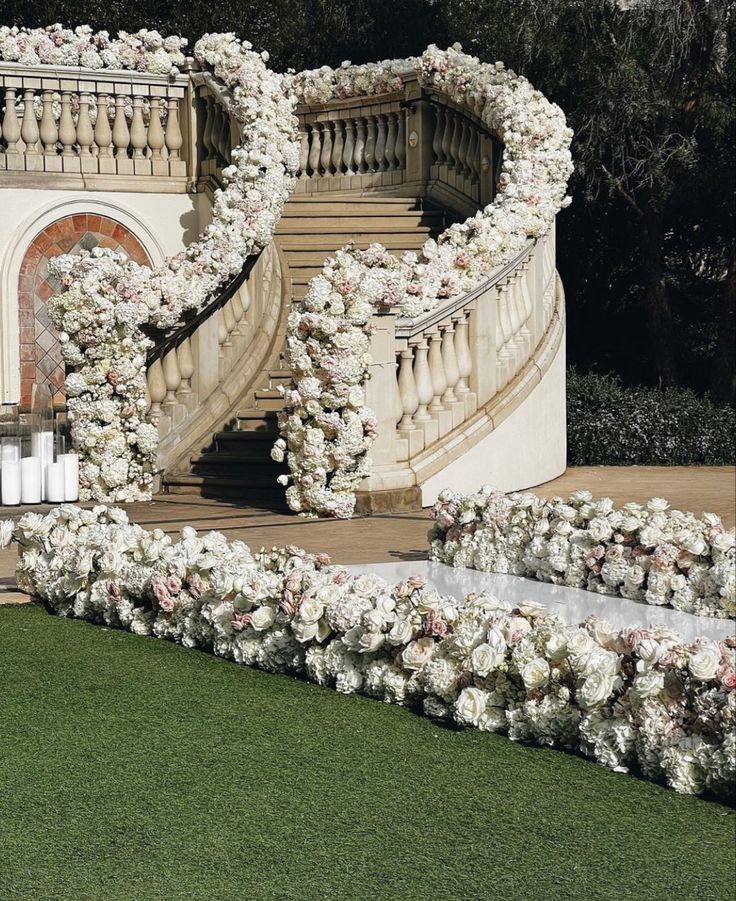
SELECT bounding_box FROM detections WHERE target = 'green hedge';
[566,369,736,465]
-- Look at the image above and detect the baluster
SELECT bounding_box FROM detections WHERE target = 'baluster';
[227,295,243,337]
[467,128,479,183]
[428,331,447,413]
[319,121,333,175]
[76,92,94,156]
[497,282,514,387]
[354,118,367,173]
[449,113,462,172]
[520,261,534,349]
[343,118,355,175]
[331,119,345,175]
[40,91,58,155]
[440,107,453,166]
[453,312,473,399]
[398,347,419,430]
[308,121,322,176]
[432,104,444,163]
[94,94,113,157]
[218,111,231,163]
[176,338,195,396]
[130,96,146,160]
[148,97,165,159]
[458,119,471,177]
[58,92,76,157]
[374,114,387,172]
[217,307,231,379]
[112,95,130,157]
[508,273,525,373]
[412,339,433,422]
[164,97,184,160]
[298,128,310,177]
[20,89,40,155]
[2,88,21,154]
[364,116,377,172]
[441,323,460,405]
[162,347,182,408]
[222,297,236,339]
[395,109,406,170]
[385,112,398,171]
[239,282,252,319]
[202,94,216,160]
[147,358,166,417]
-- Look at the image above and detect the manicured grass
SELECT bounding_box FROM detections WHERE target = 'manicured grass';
[1,605,734,901]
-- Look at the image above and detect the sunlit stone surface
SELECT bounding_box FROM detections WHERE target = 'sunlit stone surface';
[344,561,734,642]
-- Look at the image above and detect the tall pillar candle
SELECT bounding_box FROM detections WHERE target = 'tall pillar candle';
[20,456,42,504]
[45,462,65,503]
[1,461,21,505]
[58,453,79,502]
[32,430,54,499]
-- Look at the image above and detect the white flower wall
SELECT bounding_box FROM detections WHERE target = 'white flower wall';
[275,46,573,517]
[429,487,736,619]
[1,505,733,799]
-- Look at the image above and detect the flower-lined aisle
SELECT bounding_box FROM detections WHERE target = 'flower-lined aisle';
[1,505,733,798]
[44,32,299,501]
[274,46,573,516]
[429,488,736,619]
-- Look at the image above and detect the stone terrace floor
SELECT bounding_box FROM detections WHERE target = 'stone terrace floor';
[1,466,734,605]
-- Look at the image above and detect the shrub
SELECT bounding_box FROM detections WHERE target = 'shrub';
[566,369,736,465]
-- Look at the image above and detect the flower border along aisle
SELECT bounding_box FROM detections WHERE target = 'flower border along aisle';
[46,32,299,501]
[429,487,736,619]
[273,45,573,517]
[2,506,734,799]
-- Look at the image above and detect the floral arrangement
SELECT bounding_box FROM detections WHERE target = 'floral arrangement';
[47,32,300,501]
[429,487,736,619]
[0,23,188,74]
[275,45,573,517]
[2,505,734,799]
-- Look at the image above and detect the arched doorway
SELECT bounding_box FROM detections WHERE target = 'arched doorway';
[17,213,151,408]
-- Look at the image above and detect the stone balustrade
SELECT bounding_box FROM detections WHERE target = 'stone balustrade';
[363,225,560,495]
[0,61,190,187]
[295,78,500,214]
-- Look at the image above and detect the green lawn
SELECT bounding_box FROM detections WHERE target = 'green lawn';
[1,604,734,901]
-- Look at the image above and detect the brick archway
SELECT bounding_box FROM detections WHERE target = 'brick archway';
[17,214,151,408]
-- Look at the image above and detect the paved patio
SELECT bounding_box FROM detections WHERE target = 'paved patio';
[1,466,734,605]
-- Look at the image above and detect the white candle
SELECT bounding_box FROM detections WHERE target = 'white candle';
[45,462,65,503]
[32,430,54,499]
[58,453,79,502]
[1,461,21,505]
[0,442,20,464]
[20,456,42,504]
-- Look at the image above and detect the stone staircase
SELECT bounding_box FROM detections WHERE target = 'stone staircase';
[162,195,448,507]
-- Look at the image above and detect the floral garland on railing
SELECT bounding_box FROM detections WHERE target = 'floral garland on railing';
[45,32,299,501]
[1,506,733,799]
[274,45,573,518]
[0,24,188,74]
[428,487,736,619]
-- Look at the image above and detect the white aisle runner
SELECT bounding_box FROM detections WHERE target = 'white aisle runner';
[343,561,734,642]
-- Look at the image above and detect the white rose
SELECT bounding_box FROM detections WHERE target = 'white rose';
[579,672,616,708]
[251,605,276,631]
[637,638,663,667]
[298,597,324,624]
[688,643,721,681]
[402,637,435,671]
[387,617,413,645]
[455,686,488,727]
[292,620,320,643]
[471,642,504,677]
[545,631,568,663]
[647,497,670,513]
[566,629,594,656]
[520,657,550,689]
[632,670,665,699]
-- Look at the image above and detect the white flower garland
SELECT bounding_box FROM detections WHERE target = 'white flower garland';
[429,487,736,619]
[274,45,574,517]
[0,24,188,74]
[46,32,299,501]
[1,505,733,799]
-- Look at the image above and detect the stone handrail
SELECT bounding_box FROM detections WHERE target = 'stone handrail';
[294,75,501,215]
[361,224,559,500]
[0,60,190,188]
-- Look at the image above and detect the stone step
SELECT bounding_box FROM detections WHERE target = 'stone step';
[235,410,279,431]
[278,233,434,252]
[191,450,281,467]
[163,474,290,508]
[280,207,441,221]
[276,221,436,236]
[286,194,421,207]
[253,389,284,411]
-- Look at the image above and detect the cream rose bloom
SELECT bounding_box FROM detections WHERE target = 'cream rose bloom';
[402,637,435,671]
[251,605,276,631]
[520,657,550,689]
[579,672,616,708]
[455,686,488,727]
[688,643,721,681]
[471,642,504,677]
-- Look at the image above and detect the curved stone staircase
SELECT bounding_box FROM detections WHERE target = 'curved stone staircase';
[162,194,448,507]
